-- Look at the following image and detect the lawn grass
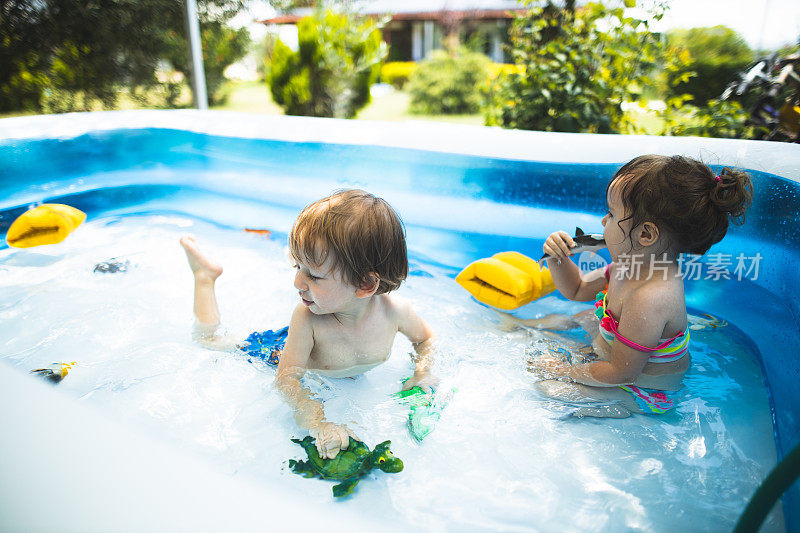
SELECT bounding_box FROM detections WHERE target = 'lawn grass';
[355,89,484,125]
[214,81,485,125]
[211,80,282,114]
[1,80,665,133]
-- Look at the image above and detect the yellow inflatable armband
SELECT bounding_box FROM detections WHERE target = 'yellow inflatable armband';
[6,204,86,248]
[456,251,556,310]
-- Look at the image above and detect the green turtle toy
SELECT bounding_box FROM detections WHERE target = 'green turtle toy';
[287,436,403,497]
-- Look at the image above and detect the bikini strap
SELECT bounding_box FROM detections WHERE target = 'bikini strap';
[613,329,684,353]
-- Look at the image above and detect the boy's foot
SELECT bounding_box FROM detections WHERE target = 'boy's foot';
[180,235,223,281]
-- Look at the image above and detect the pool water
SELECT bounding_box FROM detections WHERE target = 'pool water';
[0,211,782,531]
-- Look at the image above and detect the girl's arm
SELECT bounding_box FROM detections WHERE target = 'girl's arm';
[274,304,354,459]
[394,296,438,392]
[544,287,668,386]
[543,231,608,302]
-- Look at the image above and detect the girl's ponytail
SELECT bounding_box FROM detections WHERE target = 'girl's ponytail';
[609,155,754,256]
[710,167,754,225]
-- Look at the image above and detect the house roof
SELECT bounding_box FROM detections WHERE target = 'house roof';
[257,0,527,24]
[351,0,524,14]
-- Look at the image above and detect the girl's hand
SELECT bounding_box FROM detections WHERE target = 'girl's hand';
[310,422,357,459]
[543,231,576,262]
[402,370,440,393]
[527,354,571,377]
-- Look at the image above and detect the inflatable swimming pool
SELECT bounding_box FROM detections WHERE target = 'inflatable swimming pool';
[1,111,798,531]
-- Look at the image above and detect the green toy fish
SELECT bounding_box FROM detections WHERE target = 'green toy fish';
[393,380,454,441]
[288,436,403,498]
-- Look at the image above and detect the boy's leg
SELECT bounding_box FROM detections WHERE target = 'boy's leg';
[495,308,597,332]
[180,235,223,326]
[571,308,599,335]
[495,310,578,331]
[180,236,243,352]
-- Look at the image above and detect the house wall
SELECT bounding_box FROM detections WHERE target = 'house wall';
[386,18,510,62]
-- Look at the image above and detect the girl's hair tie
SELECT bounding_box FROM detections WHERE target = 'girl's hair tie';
[714,175,722,182]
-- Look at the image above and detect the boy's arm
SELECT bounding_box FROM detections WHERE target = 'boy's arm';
[394,296,439,392]
[274,305,354,459]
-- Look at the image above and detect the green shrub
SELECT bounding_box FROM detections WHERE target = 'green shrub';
[381,62,417,89]
[127,78,187,109]
[666,26,754,105]
[484,1,667,133]
[659,98,753,138]
[407,48,491,115]
[0,61,49,112]
[165,22,250,106]
[488,63,525,79]
[267,10,386,118]
[256,33,279,81]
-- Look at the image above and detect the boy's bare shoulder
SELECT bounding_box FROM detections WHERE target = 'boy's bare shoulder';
[289,302,316,330]
[379,292,412,317]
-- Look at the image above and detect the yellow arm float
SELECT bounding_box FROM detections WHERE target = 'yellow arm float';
[456,251,556,310]
[6,204,86,248]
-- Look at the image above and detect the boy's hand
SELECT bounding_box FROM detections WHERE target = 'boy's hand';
[543,231,576,262]
[401,370,440,394]
[310,422,357,459]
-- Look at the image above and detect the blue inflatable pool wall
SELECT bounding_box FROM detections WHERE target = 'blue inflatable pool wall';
[0,111,798,531]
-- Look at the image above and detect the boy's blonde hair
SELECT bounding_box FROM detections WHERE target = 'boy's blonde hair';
[289,189,408,294]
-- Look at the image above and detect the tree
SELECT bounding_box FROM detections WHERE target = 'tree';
[484,0,667,133]
[0,0,248,113]
[270,0,316,10]
[0,1,51,111]
[164,21,250,106]
[666,26,754,105]
[268,9,386,118]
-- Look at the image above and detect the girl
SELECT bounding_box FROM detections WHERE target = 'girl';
[523,155,753,417]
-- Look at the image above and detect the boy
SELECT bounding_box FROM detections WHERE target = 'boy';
[181,190,438,459]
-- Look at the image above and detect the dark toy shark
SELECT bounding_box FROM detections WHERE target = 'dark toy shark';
[538,227,606,265]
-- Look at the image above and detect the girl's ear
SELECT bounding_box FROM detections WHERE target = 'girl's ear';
[355,273,380,298]
[638,221,660,247]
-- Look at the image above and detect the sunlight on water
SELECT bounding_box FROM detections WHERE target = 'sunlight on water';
[0,215,782,532]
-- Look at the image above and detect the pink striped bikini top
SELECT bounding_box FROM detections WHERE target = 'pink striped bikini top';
[594,266,690,362]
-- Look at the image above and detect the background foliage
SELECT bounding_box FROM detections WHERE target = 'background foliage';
[268,9,386,118]
[665,26,754,105]
[0,0,249,113]
[407,48,491,115]
[658,98,752,138]
[483,0,668,133]
[380,62,417,89]
[164,21,250,106]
